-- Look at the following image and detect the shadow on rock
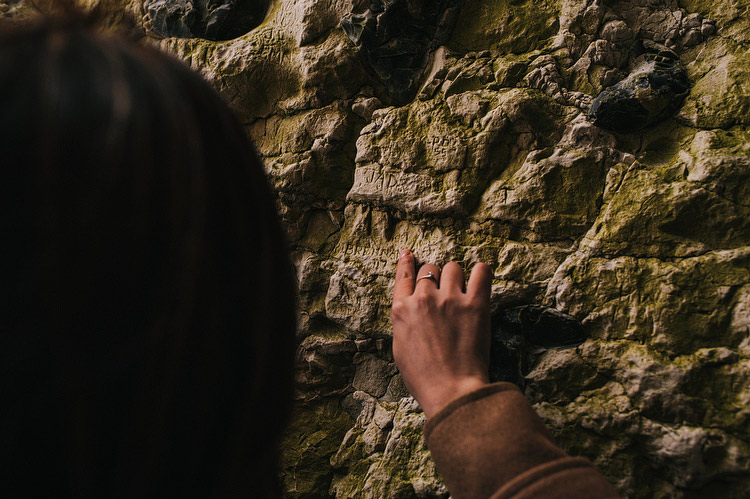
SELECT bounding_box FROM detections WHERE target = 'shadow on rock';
[340,0,461,106]
[489,305,588,389]
[144,0,269,41]
[589,41,690,133]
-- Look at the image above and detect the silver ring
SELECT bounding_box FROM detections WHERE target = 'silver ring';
[416,271,438,284]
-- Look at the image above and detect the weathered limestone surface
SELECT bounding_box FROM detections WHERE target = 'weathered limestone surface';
[16,0,750,496]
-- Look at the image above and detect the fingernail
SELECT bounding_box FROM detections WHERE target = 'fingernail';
[399,248,411,259]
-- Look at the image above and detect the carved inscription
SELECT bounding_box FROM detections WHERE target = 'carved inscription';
[358,165,400,190]
[348,164,433,203]
[425,134,467,171]
[249,28,286,62]
[337,243,389,261]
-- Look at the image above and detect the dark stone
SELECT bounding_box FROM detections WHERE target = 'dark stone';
[340,0,462,105]
[488,306,588,388]
[589,46,690,133]
[144,0,269,41]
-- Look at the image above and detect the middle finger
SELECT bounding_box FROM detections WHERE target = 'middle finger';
[440,262,466,293]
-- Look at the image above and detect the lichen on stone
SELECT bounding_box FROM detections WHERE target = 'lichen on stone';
[32,0,750,496]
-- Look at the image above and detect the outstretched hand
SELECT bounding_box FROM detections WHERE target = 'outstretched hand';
[391,249,493,418]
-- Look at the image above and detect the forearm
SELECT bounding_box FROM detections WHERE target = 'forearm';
[425,383,619,499]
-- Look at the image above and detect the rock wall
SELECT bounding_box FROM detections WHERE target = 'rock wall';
[15,0,750,496]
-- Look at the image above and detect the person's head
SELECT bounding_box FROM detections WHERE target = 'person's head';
[0,6,296,497]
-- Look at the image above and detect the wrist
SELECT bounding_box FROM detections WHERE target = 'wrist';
[420,376,490,419]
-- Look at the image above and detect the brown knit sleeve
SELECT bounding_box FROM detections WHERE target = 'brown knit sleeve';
[424,383,619,499]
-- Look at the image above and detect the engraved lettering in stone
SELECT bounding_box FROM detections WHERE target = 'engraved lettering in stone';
[350,164,434,206]
[252,28,284,62]
[425,134,466,170]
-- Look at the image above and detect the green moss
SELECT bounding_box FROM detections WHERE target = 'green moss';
[697,126,750,150]
[681,37,750,129]
[281,400,354,498]
[678,0,750,24]
[639,124,694,168]
[448,0,560,54]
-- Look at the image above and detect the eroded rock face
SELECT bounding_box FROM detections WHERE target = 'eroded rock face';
[589,46,690,132]
[340,0,462,105]
[29,0,750,496]
[143,0,269,40]
[489,305,588,388]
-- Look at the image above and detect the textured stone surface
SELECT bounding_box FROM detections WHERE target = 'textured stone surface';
[340,0,462,105]
[19,0,750,496]
[589,46,690,132]
[143,0,269,40]
[489,305,588,388]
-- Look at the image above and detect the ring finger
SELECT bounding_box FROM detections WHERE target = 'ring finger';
[415,263,440,292]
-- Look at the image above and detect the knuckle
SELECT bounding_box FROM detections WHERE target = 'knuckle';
[413,293,434,310]
[435,296,451,312]
[391,299,407,317]
[434,295,459,316]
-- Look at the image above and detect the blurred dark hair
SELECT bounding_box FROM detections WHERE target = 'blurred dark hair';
[0,7,296,497]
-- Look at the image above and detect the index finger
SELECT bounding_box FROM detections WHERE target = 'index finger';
[394,249,416,299]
